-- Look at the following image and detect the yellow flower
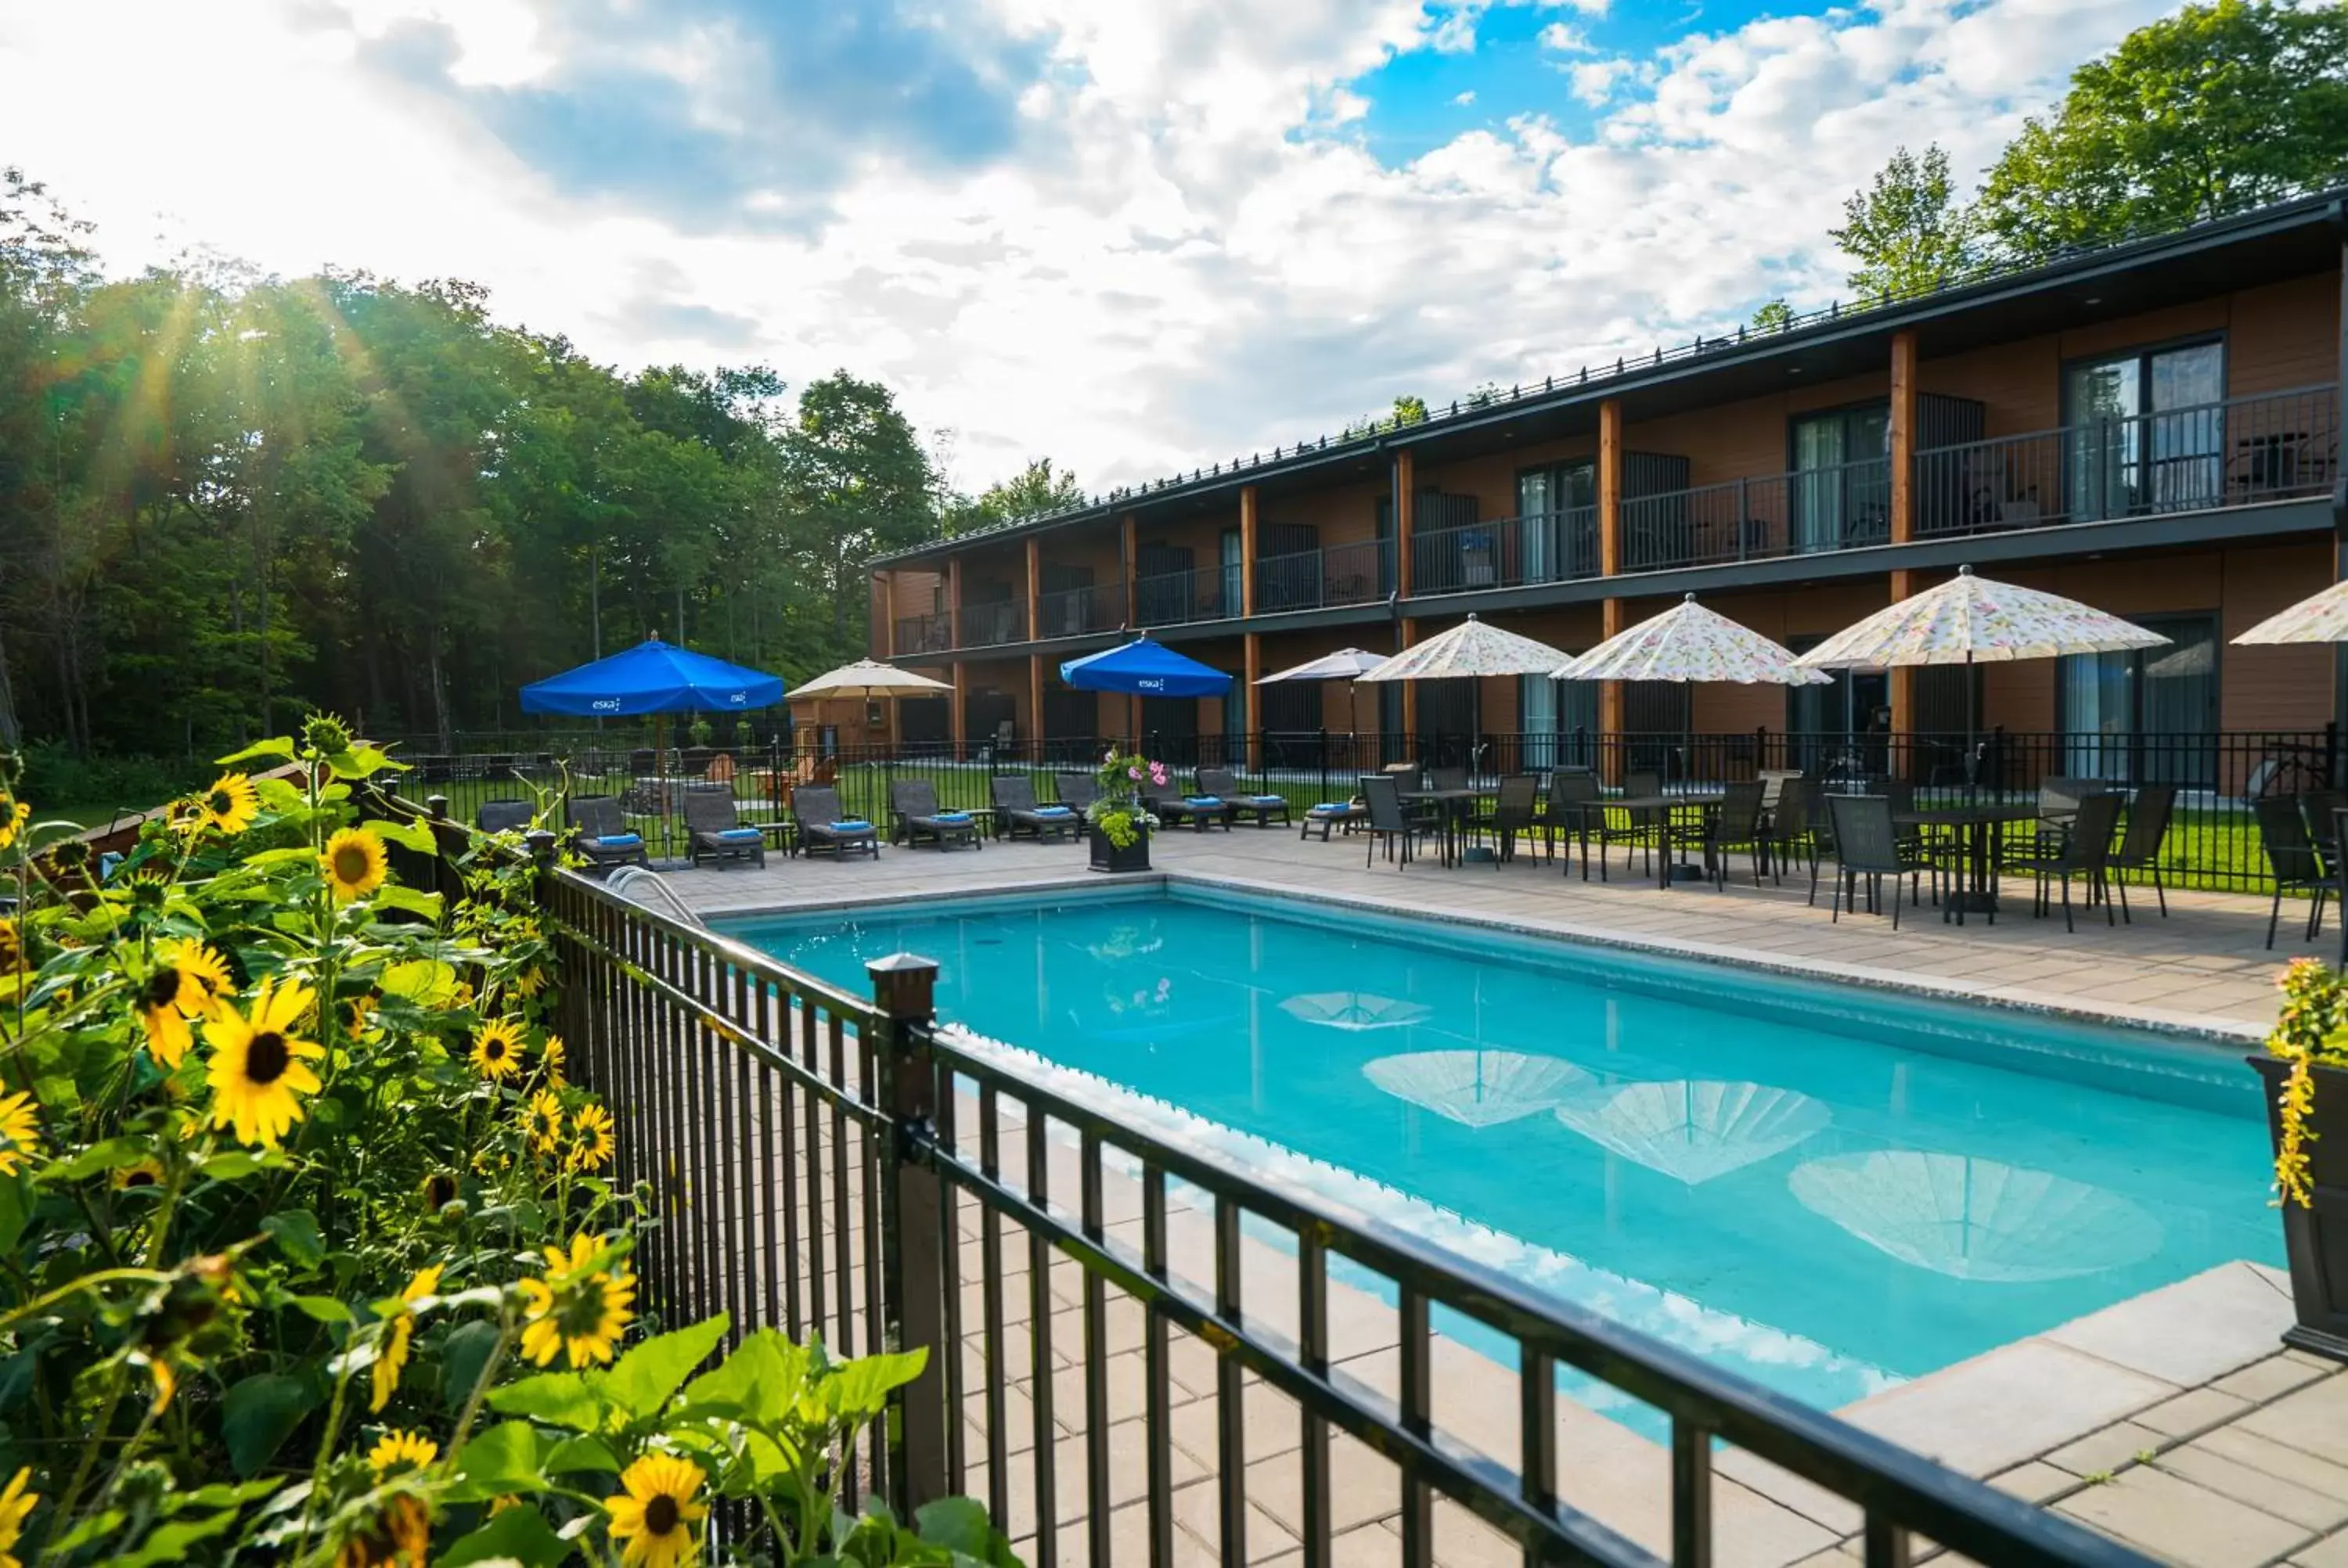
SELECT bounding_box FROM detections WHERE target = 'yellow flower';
[322,828,389,901]
[518,1232,635,1368]
[195,772,259,836]
[0,1093,41,1179]
[510,964,548,999]
[0,919,21,979]
[523,1091,564,1157]
[539,1032,567,1088]
[567,1102,614,1173]
[332,1494,430,1568]
[203,976,324,1149]
[137,938,232,1069]
[346,988,380,1041]
[604,1454,708,1568]
[0,1466,38,1566]
[370,1264,444,1414]
[0,797,27,852]
[470,1018,524,1081]
[366,1429,438,1476]
[112,1156,165,1190]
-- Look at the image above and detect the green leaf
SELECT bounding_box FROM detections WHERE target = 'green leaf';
[200,1150,264,1181]
[363,816,441,854]
[484,1370,608,1431]
[167,1479,283,1513]
[824,1347,928,1422]
[260,1209,326,1270]
[542,1434,619,1475]
[379,958,459,1005]
[216,738,296,766]
[442,1320,504,1415]
[286,1295,351,1325]
[438,1504,573,1568]
[45,1138,153,1182]
[914,1496,997,1557]
[602,1313,729,1422]
[451,1420,548,1498]
[372,886,444,922]
[0,1176,34,1258]
[254,776,306,812]
[112,1511,244,1568]
[238,847,318,869]
[221,1373,315,1477]
[678,1329,809,1426]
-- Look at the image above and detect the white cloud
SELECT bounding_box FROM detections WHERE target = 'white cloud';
[1453,88,1478,104]
[1539,20,1596,52]
[0,0,2178,497]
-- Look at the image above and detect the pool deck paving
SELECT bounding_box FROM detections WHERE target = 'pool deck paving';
[662,828,2341,1564]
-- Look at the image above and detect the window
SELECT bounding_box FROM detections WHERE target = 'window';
[1219,527,1244,617]
[1222,677,1248,758]
[1788,405,1889,552]
[1516,461,1597,581]
[2057,613,2219,785]
[1520,674,1597,771]
[2063,341,2225,522]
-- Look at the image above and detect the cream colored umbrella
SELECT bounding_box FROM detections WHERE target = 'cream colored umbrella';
[2233,579,2348,646]
[790,659,955,699]
[1256,648,1388,735]
[1556,595,1831,686]
[1356,614,1573,682]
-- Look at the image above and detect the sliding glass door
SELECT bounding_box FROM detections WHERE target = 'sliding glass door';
[1790,405,1889,553]
[2064,342,2224,522]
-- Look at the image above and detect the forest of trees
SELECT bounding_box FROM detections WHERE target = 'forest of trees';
[0,171,1088,786]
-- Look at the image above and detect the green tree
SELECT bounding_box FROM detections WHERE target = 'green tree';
[942,456,1086,535]
[779,371,939,657]
[1976,0,2348,261]
[1829,144,1979,300]
[1749,299,1793,333]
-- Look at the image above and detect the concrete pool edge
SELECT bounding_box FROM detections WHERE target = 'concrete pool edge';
[706,867,2267,1046]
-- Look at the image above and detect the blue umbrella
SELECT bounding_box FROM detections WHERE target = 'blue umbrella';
[1059,637,1232,697]
[520,638,785,717]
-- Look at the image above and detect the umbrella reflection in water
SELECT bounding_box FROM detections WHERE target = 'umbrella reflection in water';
[1553,1081,1831,1185]
[1282,992,1434,1031]
[1788,1151,2163,1283]
[1361,1049,1590,1128]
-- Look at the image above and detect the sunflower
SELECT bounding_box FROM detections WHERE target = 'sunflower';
[366,1429,438,1477]
[510,964,548,999]
[370,1264,444,1414]
[0,919,20,978]
[420,1171,458,1213]
[0,1466,37,1568]
[538,1032,567,1088]
[194,772,259,836]
[518,1232,635,1368]
[112,1156,165,1190]
[523,1091,564,1157]
[566,1102,614,1173]
[345,988,380,1041]
[203,977,324,1149]
[333,1495,430,1568]
[470,1018,524,1081]
[0,796,27,853]
[320,827,390,901]
[0,1094,41,1179]
[604,1454,708,1568]
[137,938,232,1069]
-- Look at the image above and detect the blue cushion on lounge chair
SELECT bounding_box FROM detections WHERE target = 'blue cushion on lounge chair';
[1033,804,1075,817]
[827,819,873,833]
[596,833,644,847]
[1184,795,1223,807]
[934,811,973,825]
[715,828,763,843]
[1307,803,1353,816]
[1244,793,1285,807]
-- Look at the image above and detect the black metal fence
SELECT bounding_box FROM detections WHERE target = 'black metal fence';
[532,859,2153,1568]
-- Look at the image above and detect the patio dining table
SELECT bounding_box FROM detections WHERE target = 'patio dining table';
[1893,803,2043,925]
[1602,791,1726,888]
[1398,788,1485,869]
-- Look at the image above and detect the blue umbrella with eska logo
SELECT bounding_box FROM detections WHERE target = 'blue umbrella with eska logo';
[1057,637,1232,698]
[520,637,786,716]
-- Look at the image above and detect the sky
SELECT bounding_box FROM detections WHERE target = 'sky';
[0,0,2185,496]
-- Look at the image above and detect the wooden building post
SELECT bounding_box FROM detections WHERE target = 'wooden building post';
[1597,398,1624,781]
[1888,331,1920,746]
[947,557,963,653]
[1028,655,1045,754]
[1243,634,1262,770]
[1025,535,1041,646]
[1239,484,1259,618]
[882,570,897,658]
[951,663,967,754]
[1394,451,1417,743]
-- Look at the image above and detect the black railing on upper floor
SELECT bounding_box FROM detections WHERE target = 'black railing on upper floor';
[1412,508,1601,596]
[1034,581,1128,640]
[1134,562,1239,628]
[1255,538,1394,613]
[960,599,1029,648]
[895,611,953,656]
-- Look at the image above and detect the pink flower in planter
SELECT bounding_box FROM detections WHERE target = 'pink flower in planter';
[1148,761,1169,786]
[1127,765,1143,781]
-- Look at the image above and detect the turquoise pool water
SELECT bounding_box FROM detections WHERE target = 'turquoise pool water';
[726,887,2278,1419]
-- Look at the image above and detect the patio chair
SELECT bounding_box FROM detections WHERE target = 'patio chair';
[1053,772,1102,813]
[2256,795,2331,949]
[1770,781,1831,904]
[567,795,650,876]
[2104,783,2176,920]
[1590,768,1665,881]
[991,775,1079,843]
[1143,780,1232,833]
[1427,765,1470,793]
[1358,775,1421,869]
[2009,791,2124,933]
[476,800,533,834]
[2011,775,2100,865]
[889,779,981,852]
[791,785,880,860]
[684,784,767,869]
[1702,780,1771,890]
[1543,768,1600,875]
[1825,793,1936,930]
[1482,774,1543,865]
[2300,789,2348,859]
[1198,767,1292,829]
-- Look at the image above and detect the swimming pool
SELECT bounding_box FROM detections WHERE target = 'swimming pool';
[726,885,2278,1419]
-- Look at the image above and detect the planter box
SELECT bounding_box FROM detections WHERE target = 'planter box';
[2251,1054,2348,1363]
[1089,824,1151,874]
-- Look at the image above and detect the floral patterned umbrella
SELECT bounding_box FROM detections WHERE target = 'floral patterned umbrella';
[1356,615,1574,682]
[1554,595,1831,685]
[1793,566,2168,670]
[2232,579,2348,646]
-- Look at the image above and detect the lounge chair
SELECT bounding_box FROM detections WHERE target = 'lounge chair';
[991,775,1079,842]
[1300,792,1367,841]
[792,786,880,860]
[683,784,766,869]
[568,795,650,876]
[1197,768,1291,829]
[1144,781,1231,832]
[477,800,533,834]
[1053,773,1102,814]
[890,779,981,851]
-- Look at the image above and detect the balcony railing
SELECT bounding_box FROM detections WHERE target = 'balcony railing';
[1255,538,1393,613]
[893,611,951,655]
[1914,384,2339,539]
[1034,580,1127,640]
[1413,508,1601,596]
[1135,562,1238,627]
[1619,462,1889,574]
[959,598,1028,648]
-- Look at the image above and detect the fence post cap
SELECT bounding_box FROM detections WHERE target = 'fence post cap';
[523,829,558,863]
[427,794,451,819]
[868,952,941,1020]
